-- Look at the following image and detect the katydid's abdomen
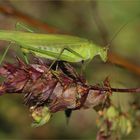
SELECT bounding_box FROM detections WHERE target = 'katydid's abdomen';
[0,30,107,62]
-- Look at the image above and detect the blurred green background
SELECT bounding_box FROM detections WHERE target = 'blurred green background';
[0,0,140,139]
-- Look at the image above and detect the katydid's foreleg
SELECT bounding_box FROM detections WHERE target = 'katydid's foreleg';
[0,43,12,65]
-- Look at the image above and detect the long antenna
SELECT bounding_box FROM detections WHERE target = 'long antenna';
[106,15,140,48]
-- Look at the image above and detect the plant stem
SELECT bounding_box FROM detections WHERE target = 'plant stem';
[89,86,140,93]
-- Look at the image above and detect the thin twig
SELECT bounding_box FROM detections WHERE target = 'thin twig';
[90,86,140,93]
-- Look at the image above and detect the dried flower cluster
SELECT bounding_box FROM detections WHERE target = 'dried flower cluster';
[0,58,111,126]
[0,58,111,110]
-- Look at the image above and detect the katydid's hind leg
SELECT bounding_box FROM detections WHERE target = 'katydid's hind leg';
[15,22,34,32]
[55,47,84,64]
[0,43,12,65]
[50,60,59,70]
[55,61,63,71]
[65,47,84,60]
[48,47,83,70]
[48,48,66,71]
[55,61,59,70]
